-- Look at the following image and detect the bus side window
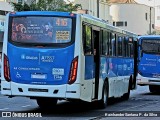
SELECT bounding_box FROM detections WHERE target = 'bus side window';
[107,32,111,56]
[101,30,109,56]
[111,33,116,56]
[123,36,127,57]
[122,36,125,57]
[129,37,133,57]
[124,36,129,57]
[117,35,123,57]
[109,32,112,56]
[83,25,92,55]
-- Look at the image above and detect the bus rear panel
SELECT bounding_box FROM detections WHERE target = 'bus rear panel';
[1,11,80,99]
[137,35,160,92]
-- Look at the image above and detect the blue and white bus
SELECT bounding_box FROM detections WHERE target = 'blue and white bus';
[1,11,138,108]
[137,35,160,92]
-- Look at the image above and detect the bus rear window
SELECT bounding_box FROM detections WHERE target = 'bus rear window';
[142,39,160,53]
[11,16,72,44]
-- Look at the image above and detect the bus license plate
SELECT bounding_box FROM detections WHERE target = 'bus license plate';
[31,74,47,79]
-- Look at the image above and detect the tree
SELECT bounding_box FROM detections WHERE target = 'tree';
[147,30,160,35]
[11,0,81,12]
[11,2,30,11]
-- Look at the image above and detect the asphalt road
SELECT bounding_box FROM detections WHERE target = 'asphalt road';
[0,85,160,120]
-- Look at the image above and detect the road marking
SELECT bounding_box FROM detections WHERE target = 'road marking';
[0,108,9,111]
[22,105,31,108]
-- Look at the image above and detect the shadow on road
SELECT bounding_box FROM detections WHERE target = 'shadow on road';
[16,98,127,117]
[17,101,100,117]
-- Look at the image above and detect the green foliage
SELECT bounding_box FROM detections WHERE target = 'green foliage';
[11,0,81,12]
[11,2,23,11]
[147,30,160,35]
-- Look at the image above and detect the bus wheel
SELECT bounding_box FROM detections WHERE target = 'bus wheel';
[36,98,57,108]
[98,81,109,109]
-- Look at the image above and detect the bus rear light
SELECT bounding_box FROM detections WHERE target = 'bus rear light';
[68,56,78,84]
[4,54,11,82]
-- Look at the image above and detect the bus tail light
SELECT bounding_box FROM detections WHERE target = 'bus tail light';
[4,54,11,82]
[68,56,78,84]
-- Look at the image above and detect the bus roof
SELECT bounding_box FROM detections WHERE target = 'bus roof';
[138,35,160,39]
[9,11,77,18]
[80,14,137,37]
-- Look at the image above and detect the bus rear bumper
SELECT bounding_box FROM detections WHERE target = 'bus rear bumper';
[1,81,80,99]
[137,82,160,86]
[1,80,12,95]
[137,74,160,86]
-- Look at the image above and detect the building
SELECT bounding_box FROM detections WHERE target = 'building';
[74,0,112,24]
[110,0,155,35]
[75,0,155,35]
[135,0,160,31]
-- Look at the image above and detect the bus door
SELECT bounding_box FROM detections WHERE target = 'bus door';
[132,39,138,90]
[92,28,100,100]
[82,24,100,101]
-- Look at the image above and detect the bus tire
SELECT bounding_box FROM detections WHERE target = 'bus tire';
[36,98,57,108]
[98,80,109,109]
[130,75,135,90]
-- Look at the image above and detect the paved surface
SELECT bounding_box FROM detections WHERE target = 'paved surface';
[0,86,160,120]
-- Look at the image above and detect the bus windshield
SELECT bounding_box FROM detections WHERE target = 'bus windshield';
[11,16,72,44]
[142,39,160,54]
